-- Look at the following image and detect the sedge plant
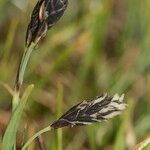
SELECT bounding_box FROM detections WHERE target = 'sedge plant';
[2,0,128,150]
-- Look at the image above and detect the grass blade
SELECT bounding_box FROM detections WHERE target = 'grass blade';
[2,84,34,150]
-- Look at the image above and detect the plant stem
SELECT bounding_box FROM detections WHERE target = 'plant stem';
[12,43,35,110]
[15,43,35,92]
[133,136,150,150]
[22,126,52,150]
[12,91,19,111]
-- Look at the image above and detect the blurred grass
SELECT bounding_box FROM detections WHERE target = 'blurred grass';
[0,0,150,149]
[56,84,63,150]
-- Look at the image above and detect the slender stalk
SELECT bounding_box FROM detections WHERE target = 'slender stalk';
[15,43,35,92]
[11,43,35,148]
[22,126,52,150]
[133,136,150,150]
[12,91,19,111]
[12,43,35,110]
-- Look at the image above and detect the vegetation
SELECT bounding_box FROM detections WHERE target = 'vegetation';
[0,0,150,149]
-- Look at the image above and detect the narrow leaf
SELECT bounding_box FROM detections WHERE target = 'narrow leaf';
[2,84,34,150]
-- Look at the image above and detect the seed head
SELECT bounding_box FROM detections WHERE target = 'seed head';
[26,0,68,47]
[51,94,127,129]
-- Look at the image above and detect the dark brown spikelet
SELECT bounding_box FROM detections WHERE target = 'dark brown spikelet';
[51,94,127,129]
[26,0,68,47]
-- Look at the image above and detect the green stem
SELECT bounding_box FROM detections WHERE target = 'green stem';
[11,43,35,149]
[12,43,35,110]
[12,91,19,111]
[15,43,35,91]
[22,126,52,150]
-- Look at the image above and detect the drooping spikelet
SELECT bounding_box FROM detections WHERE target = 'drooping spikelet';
[51,94,127,129]
[26,0,68,47]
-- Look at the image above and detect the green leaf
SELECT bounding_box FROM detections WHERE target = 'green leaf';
[2,84,34,150]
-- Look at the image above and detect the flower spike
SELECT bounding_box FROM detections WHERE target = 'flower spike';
[51,94,127,129]
[26,0,68,47]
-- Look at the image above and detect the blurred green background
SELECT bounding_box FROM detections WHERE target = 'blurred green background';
[0,0,150,149]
